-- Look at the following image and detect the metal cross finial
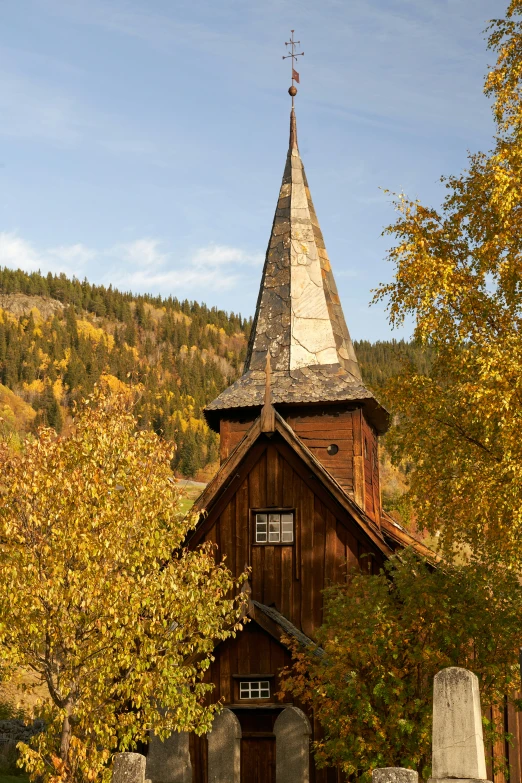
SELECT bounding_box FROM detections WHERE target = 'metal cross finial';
[282,30,304,106]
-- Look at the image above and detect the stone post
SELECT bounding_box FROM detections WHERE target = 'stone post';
[273,706,311,783]
[373,769,418,783]
[207,708,241,783]
[146,731,192,783]
[428,667,492,783]
[112,753,146,783]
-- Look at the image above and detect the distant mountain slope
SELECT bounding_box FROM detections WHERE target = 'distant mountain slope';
[0,267,430,488]
[0,267,251,477]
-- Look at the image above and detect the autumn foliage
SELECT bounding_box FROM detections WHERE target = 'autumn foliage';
[0,386,246,783]
[373,0,522,562]
[279,551,522,781]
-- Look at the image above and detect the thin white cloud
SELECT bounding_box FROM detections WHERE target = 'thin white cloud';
[190,244,262,268]
[0,232,261,296]
[109,240,261,292]
[0,233,44,272]
[0,232,96,277]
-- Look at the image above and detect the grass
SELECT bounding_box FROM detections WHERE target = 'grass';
[0,775,29,783]
[178,484,204,515]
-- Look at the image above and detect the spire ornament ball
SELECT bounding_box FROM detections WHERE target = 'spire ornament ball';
[282,30,304,106]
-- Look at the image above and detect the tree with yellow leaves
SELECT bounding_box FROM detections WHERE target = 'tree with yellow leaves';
[0,386,245,783]
[374,0,522,562]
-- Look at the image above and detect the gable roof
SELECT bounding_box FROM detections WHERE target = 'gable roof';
[191,409,393,557]
[252,600,314,648]
[381,512,441,562]
[204,108,389,435]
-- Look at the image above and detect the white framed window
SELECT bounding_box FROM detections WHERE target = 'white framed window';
[254,511,294,544]
[239,680,271,699]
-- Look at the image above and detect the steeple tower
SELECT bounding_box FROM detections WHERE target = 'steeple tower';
[205,107,388,435]
[244,107,361,380]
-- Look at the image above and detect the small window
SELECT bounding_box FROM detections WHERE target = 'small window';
[255,511,294,544]
[239,680,271,699]
[364,438,369,459]
[327,444,339,455]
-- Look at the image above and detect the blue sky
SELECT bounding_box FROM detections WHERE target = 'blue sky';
[0,0,507,340]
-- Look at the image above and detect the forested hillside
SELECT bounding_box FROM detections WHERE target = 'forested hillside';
[0,267,250,477]
[354,339,433,391]
[0,267,428,481]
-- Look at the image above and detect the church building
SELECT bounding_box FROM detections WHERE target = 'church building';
[145,98,430,783]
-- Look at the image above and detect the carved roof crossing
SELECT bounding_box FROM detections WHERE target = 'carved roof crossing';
[205,108,388,432]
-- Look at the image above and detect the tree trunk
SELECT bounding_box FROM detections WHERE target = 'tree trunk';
[60,710,71,763]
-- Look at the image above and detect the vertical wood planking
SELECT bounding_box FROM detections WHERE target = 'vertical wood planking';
[258,632,271,675]
[219,643,231,704]
[247,625,261,674]
[324,509,338,586]
[352,408,365,510]
[373,434,381,527]
[219,495,235,574]
[266,444,278,506]
[219,418,231,462]
[280,544,293,619]
[335,523,348,582]
[281,456,295,616]
[263,545,276,606]
[313,495,326,628]
[249,451,264,598]
[492,703,507,783]
[300,480,315,637]
[235,477,249,574]
[507,699,521,783]
[518,692,522,783]
[485,705,494,782]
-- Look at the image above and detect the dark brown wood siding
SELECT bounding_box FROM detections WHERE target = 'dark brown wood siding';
[283,406,355,495]
[194,434,386,637]
[195,421,384,783]
[190,622,346,783]
[220,414,257,461]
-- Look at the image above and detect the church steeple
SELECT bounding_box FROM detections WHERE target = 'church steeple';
[244,107,361,381]
[205,106,388,435]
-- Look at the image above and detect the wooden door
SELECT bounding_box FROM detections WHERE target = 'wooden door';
[240,735,276,783]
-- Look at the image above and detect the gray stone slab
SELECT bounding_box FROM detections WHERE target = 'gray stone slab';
[274,706,311,783]
[373,768,418,783]
[146,731,192,783]
[432,667,487,780]
[112,753,146,783]
[428,779,492,783]
[207,708,241,783]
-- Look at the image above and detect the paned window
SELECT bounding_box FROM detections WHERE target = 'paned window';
[255,511,294,544]
[239,680,271,699]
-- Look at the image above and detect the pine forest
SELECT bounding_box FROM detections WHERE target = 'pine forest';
[0,266,427,481]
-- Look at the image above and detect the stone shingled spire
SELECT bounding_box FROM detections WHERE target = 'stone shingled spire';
[244,108,361,380]
[205,109,388,434]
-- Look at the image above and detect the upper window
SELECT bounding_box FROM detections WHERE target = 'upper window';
[255,511,294,544]
[239,680,270,700]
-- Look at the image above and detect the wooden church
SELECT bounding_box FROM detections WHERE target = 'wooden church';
[145,102,431,783]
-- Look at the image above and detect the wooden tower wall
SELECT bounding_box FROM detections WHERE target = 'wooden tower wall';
[219,406,381,527]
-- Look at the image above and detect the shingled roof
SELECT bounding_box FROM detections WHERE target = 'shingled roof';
[205,107,389,433]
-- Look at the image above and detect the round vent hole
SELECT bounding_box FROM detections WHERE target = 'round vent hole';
[327,444,339,455]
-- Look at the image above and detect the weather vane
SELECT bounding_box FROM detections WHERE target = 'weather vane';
[283,30,304,106]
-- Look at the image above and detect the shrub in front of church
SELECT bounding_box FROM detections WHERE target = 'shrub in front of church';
[279,548,522,781]
[0,385,246,783]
